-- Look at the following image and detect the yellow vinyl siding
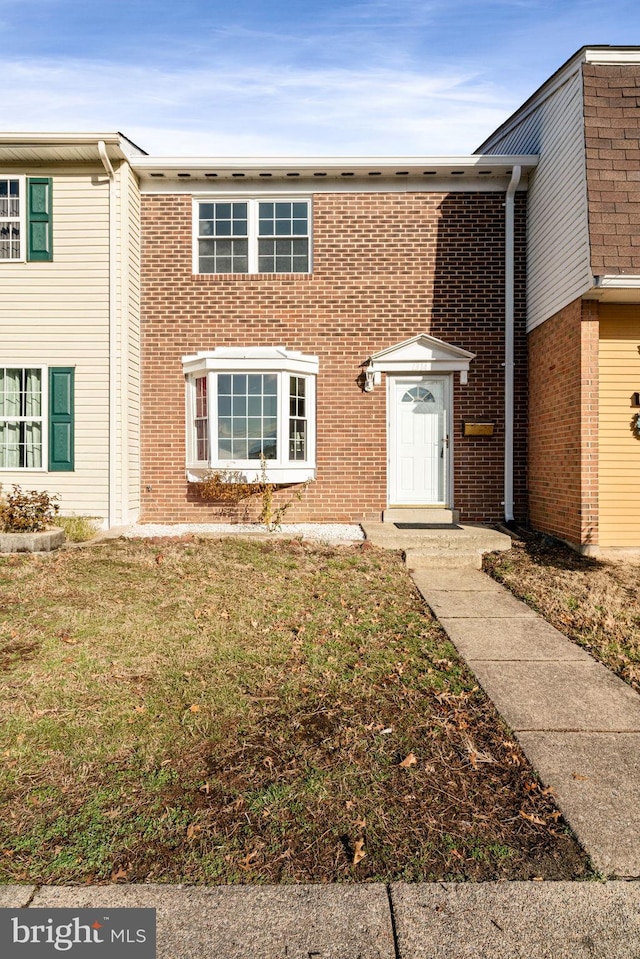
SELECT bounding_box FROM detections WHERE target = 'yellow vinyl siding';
[0,169,110,520]
[598,305,640,546]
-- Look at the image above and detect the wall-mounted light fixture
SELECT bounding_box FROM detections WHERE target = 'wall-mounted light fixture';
[363,361,382,392]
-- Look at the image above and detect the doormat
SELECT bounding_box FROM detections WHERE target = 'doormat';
[394,523,462,530]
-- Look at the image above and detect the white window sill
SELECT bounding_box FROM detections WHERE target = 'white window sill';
[187,465,315,485]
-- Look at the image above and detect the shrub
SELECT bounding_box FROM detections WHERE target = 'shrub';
[53,515,101,543]
[0,485,60,533]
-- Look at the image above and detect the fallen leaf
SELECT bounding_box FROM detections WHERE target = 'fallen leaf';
[186,823,202,840]
[572,772,588,782]
[353,817,366,829]
[399,752,417,768]
[345,800,356,810]
[199,782,211,795]
[519,810,546,826]
[353,839,366,865]
[239,850,258,870]
[110,867,128,882]
[189,704,200,713]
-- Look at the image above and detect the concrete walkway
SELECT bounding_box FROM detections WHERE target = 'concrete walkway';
[409,565,640,879]
[3,881,640,958]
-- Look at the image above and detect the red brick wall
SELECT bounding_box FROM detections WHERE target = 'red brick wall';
[583,63,640,275]
[528,298,599,546]
[140,190,526,524]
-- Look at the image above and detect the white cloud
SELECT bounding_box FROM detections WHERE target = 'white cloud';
[1,56,514,155]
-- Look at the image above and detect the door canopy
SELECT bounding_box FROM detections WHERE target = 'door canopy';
[367,333,475,383]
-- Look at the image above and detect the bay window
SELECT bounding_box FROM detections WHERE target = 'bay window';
[183,347,318,483]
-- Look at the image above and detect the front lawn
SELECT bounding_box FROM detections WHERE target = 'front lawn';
[0,537,590,883]
[484,531,640,692]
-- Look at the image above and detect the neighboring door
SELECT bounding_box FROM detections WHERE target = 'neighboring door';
[388,375,450,506]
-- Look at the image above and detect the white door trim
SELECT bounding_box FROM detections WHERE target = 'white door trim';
[387,374,453,508]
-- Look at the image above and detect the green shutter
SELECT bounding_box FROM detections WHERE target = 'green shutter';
[48,368,74,472]
[27,177,53,262]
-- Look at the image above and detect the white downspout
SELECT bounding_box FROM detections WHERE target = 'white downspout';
[98,140,118,528]
[504,164,521,524]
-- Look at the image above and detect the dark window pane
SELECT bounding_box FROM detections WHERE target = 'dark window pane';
[199,258,215,273]
[218,395,231,416]
[263,374,277,394]
[218,439,232,459]
[199,239,214,256]
[247,395,261,416]
[216,220,231,236]
[232,375,247,395]
[275,219,290,235]
[259,202,274,218]
[247,374,262,395]
[232,416,247,436]
[232,395,246,415]
[264,418,277,438]
[275,202,291,217]
[218,416,232,437]
[247,439,263,458]
[232,439,248,458]
[216,203,231,218]
[218,374,231,395]
[263,395,277,415]
[247,417,262,439]
[199,219,214,236]
[263,440,277,460]
[199,203,214,219]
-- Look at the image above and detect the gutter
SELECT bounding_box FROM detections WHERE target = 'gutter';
[98,140,118,528]
[504,165,522,524]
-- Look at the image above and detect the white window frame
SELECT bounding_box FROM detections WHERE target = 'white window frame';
[182,347,318,483]
[0,175,26,263]
[0,364,48,470]
[192,197,312,275]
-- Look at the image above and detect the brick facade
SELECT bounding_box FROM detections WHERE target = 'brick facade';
[583,63,640,276]
[528,298,599,547]
[140,190,526,524]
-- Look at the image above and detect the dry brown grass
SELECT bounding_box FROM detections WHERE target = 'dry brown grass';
[0,537,592,884]
[484,531,640,691]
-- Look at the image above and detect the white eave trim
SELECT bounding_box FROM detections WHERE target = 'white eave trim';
[593,275,640,289]
[132,154,537,181]
[182,346,319,377]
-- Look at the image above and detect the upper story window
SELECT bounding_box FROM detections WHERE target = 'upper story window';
[194,198,310,275]
[0,177,53,263]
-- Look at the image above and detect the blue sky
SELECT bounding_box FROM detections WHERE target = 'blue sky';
[3,0,640,155]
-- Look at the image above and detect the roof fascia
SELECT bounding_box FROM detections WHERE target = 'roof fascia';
[131,154,537,181]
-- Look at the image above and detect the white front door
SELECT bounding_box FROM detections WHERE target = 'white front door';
[388,375,450,506]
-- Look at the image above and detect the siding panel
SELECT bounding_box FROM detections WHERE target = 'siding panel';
[598,305,640,547]
[480,69,592,331]
[0,171,110,520]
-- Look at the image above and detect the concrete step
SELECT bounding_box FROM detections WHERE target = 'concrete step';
[403,547,483,569]
[383,507,459,525]
[361,521,512,570]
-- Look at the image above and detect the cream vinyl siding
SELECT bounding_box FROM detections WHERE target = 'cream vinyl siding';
[598,306,640,547]
[480,69,592,332]
[0,168,111,520]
